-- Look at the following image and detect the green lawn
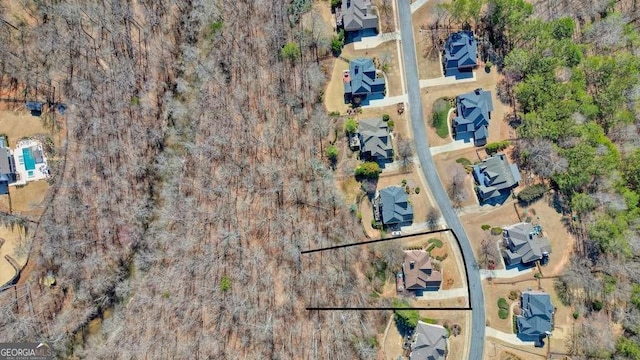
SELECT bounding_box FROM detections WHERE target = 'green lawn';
[432,98,452,138]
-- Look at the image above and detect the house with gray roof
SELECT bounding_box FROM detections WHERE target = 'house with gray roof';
[403,250,442,291]
[443,31,478,75]
[472,153,521,204]
[0,137,16,195]
[452,88,493,145]
[374,186,413,227]
[502,222,551,267]
[358,117,392,163]
[343,58,385,104]
[410,321,448,360]
[516,291,554,345]
[336,0,378,33]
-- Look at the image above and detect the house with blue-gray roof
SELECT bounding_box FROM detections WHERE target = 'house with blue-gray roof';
[336,0,378,33]
[374,186,413,228]
[472,153,521,204]
[516,291,554,346]
[343,58,385,105]
[443,31,478,76]
[358,117,392,165]
[452,88,493,146]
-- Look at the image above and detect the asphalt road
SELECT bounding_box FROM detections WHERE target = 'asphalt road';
[395,1,486,358]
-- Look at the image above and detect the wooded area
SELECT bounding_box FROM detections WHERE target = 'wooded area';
[0,0,384,358]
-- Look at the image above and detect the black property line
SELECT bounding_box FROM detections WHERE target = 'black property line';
[301,228,450,254]
[304,228,476,311]
[306,307,472,311]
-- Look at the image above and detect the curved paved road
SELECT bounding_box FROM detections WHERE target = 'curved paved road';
[395,1,486,358]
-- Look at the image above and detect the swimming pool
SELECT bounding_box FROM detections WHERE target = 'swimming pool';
[22,148,36,171]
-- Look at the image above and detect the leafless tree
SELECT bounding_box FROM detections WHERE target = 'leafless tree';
[447,166,468,209]
[426,207,441,231]
[478,236,500,269]
[396,135,414,172]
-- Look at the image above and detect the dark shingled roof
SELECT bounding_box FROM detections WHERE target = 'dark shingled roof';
[453,88,493,144]
[443,31,478,71]
[517,291,554,338]
[410,321,448,360]
[378,186,413,226]
[472,153,521,202]
[502,222,552,265]
[339,0,378,32]
[358,117,392,161]
[344,58,386,97]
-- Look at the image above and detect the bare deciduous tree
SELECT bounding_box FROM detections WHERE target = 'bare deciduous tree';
[447,166,468,209]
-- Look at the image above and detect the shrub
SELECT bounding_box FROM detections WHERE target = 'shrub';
[420,317,438,324]
[280,41,300,62]
[329,111,341,117]
[485,61,493,70]
[344,117,358,134]
[330,0,342,8]
[393,299,419,329]
[415,187,420,194]
[498,308,509,319]
[356,162,381,179]
[572,310,579,319]
[592,300,603,312]
[326,145,338,161]
[517,184,547,204]
[435,254,448,261]
[498,298,509,310]
[534,272,542,279]
[481,224,491,231]
[331,35,344,55]
[401,179,407,186]
[220,276,232,292]
[387,120,394,131]
[485,140,510,155]
[356,212,363,220]
[382,114,390,122]
[490,227,503,236]
[508,290,520,301]
[456,157,472,166]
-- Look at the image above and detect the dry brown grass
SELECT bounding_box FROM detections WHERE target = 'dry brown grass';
[324,58,351,114]
[432,147,479,209]
[0,226,28,286]
[460,201,521,267]
[484,338,546,360]
[412,1,447,79]
[0,181,49,217]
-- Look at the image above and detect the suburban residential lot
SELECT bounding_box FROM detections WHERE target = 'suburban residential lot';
[412,0,447,79]
[421,70,514,147]
[382,309,470,360]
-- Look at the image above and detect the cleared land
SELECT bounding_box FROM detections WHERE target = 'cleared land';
[0,110,57,147]
[433,147,479,210]
[0,181,49,216]
[412,1,447,79]
[484,337,546,360]
[0,226,28,287]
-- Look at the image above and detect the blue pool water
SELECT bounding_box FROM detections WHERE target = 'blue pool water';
[22,148,35,171]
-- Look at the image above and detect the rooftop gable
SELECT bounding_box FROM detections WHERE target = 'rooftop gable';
[341,0,378,31]
[358,118,391,160]
[345,58,386,96]
[410,322,448,360]
[403,250,441,290]
[379,186,413,225]
[444,31,478,70]
[472,153,521,200]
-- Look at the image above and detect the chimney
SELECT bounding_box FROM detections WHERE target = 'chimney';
[409,261,415,269]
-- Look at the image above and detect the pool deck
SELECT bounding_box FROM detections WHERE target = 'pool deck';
[12,139,49,186]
